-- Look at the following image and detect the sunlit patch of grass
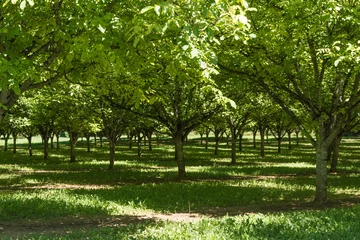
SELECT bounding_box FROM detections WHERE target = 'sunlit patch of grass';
[0,189,150,221]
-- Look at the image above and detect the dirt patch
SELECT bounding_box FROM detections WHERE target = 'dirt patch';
[1,197,359,239]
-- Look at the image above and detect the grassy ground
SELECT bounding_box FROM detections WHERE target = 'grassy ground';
[0,133,359,239]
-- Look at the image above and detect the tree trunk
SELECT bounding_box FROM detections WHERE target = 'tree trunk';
[69,132,79,163]
[94,134,97,147]
[295,130,300,146]
[70,140,76,163]
[259,127,265,158]
[137,132,142,158]
[109,140,115,170]
[277,138,281,153]
[330,135,342,173]
[266,129,269,143]
[214,135,220,155]
[205,131,209,150]
[287,131,292,150]
[252,130,257,148]
[231,128,237,164]
[42,135,49,160]
[56,133,60,149]
[86,136,91,152]
[315,143,328,204]
[4,135,9,151]
[12,132,17,154]
[148,133,153,151]
[129,135,133,149]
[200,133,203,145]
[175,136,185,179]
[100,136,103,148]
[239,133,243,152]
[27,136,33,156]
[50,134,54,149]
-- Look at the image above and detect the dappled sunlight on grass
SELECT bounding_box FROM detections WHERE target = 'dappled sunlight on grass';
[0,135,359,226]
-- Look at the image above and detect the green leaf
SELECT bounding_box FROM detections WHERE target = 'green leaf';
[12,85,21,95]
[140,6,154,14]
[133,37,140,48]
[154,5,161,16]
[190,48,199,58]
[7,65,17,76]
[193,27,199,37]
[98,24,106,34]
[20,0,26,10]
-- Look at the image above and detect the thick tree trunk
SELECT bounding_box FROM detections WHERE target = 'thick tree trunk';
[214,136,220,155]
[27,137,33,156]
[315,144,328,204]
[330,135,342,173]
[109,140,115,170]
[175,136,185,179]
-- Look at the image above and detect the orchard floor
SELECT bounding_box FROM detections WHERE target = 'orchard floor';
[0,134,359,239]
[1,197,360,238]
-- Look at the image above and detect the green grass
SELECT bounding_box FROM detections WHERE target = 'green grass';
[0,133,359,239]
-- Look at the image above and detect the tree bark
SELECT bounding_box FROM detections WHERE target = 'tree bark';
[55,133,60,149]
[259,127,265,158]
[205,130,209,150]
[147,133,153,151]
[12,132,17,154]
[277,138,281,153]
[137,132,142,158]
[69,132,79,163]
[50,133,54,149]
[231,128,237,164]
[4,134,9,151]
[109,140,115,170]
[295,130,300,146]
[85,135,91,152]
[175,136,185,179]
[315,144,328,204]
[39,130,50,160]
[42,135,49,160]
[252,129,257,148]
[330,135,342,173]
[287,131,292,150]
[239,133,243,152]
[27,136,33,156]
